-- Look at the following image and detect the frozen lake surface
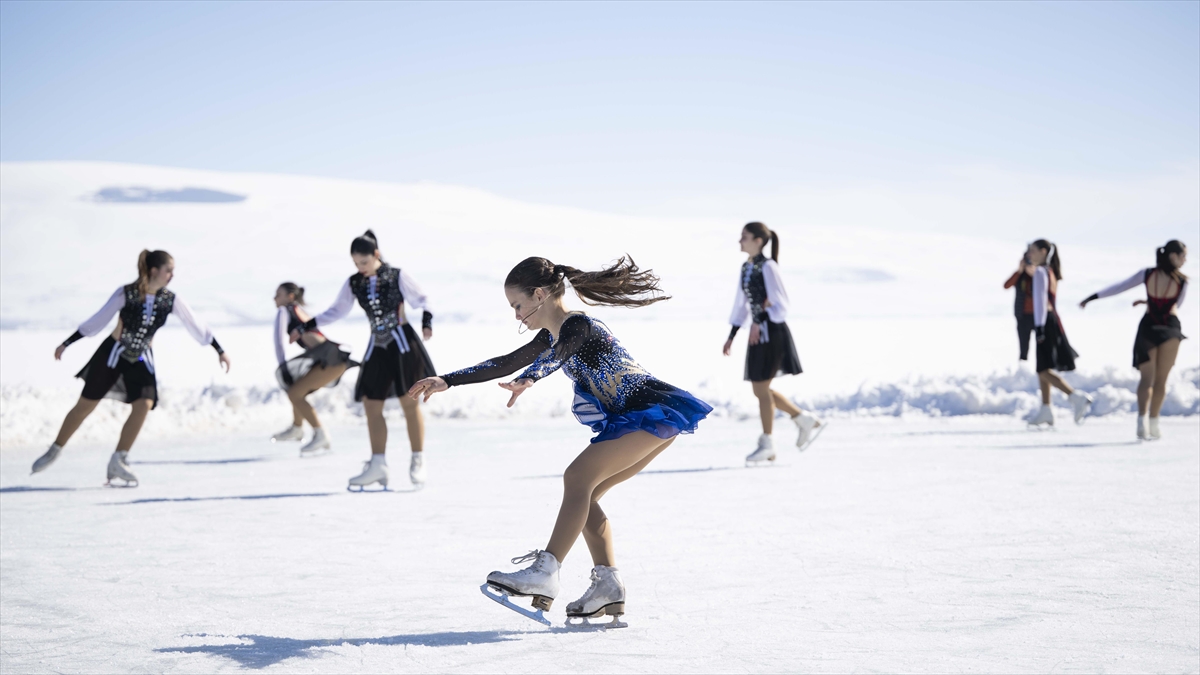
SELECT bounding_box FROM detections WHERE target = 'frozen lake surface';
[2,414,1197,673]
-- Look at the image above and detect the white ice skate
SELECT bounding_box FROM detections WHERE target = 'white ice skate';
[1148,417,1161,440]
[793,412,826,451]
[565,565,627,629]
[347,454,388,491]
[409,452,426,487]
[31,443,62,475]
[1027,404,1054,429]
[105,451,138,487]
[745,434,776,466]
[272,424,304,442]
[1068,391,1093,425]
[1137,416,1149,440]
[299,428,331,456]
[481,550,560,626]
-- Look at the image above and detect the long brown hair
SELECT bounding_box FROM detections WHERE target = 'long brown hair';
[278,282,306,305]
[135,249,173,297]
[744,222,779,262]
[1031,239,1062,281]
[1156,240,1188,282]
[505,256,670,308]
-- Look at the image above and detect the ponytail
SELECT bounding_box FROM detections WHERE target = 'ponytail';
[1031,239,1062,281]
[350,229,380,257]
[278,282,306,305]
[134,249,173,297]
[504,256,670,308]
[1156,240,1188,282]
[743,222,778,262]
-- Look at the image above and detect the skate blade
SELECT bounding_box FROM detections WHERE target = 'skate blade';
[104,480,138,488]
[744,457,777,467]
[797,421,828,451]
[346,483,389,493]
[299,448,332,458]
[480,583,551,626]
[565,614,627,630]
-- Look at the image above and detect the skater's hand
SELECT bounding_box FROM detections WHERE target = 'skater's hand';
[54,344,67,360]
[722,339,733,356]
[422,327,433,341]
[408,376,447,402]
[1132,299,1146,307]
[218,352,232,373]
[499,378,533,407]
[748,323,762,346]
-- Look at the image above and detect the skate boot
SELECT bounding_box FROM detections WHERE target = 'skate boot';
[793,412,825,451]
[1137,416,1149,440]
[347,454,388,491]
[272,424,304,442]
[1148,417,1161,440]
[31,443,63,475]
[566,565,627,628]
[745,434,775,465]
[299,427,331,456]
[485,550,560,611]
[1068,391,1093,425]
[1028,404,1054,428]
[409,452,426,487]
[105,451,138,487]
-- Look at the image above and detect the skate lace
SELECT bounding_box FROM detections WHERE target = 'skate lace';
[510,549,545,573]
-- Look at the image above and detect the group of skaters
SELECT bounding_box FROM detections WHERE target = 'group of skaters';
[25,226,1190,627]
[1003,238,1189,439]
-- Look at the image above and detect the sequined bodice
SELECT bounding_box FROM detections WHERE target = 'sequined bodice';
[117,284,174,358]
[349,265,405,338]
[1144,269,1185,324]
[741,254,769,323]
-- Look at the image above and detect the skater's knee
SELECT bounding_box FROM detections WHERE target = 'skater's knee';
[287,387,308,405]
[131,398,153,413]
[563,462,600,493]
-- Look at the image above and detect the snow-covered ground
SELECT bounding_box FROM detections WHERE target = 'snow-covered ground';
[1,414,1197,673]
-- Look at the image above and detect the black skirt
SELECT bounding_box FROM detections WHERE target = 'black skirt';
[77,336,159,408]
[745,320,803,382]
[355,324,436,401]
[1133,313,1187,367]
[1035,312,1078,373]
[275,340,360,391]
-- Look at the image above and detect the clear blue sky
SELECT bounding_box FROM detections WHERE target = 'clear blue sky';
[1,1,1197,215]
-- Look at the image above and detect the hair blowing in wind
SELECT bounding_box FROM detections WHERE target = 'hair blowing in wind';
[505,255,671,308]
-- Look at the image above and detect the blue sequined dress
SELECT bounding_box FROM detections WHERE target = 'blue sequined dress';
[441,314,712,443]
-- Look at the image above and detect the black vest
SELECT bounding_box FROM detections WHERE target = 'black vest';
[348,264,406,342]
[118,283,175,359]
[741,254,769,324]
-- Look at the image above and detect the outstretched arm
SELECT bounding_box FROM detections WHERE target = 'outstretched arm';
[57,287,125,359]
[408,330,553,402]
[172,296,231,372]
[1081,269,1144,308]
[308,280,355,331]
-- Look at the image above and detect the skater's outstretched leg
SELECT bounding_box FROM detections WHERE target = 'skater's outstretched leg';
[1150,339,1180,418]
[770,390,802,418]
[1038,369,1072,404]
[116,398,153,452]
[582,440,673,566]
[547,432,674,563]
[288,363,347,428]
[54,397,101,447]
[363,398,387,455]
[751,380,775,435]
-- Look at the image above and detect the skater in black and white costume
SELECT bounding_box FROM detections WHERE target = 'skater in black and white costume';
[299,231,435,489]
[1024,239,1092,427]
[1080,240,1188,440]
[271,282,360,455]
[722,222,822,464]
[1004,252,1036,362]
[30,250,231,486]
[408,256,711,626]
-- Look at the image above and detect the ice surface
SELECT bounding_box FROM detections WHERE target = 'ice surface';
[2,415,1196,673]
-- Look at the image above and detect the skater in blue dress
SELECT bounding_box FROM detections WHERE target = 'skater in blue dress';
[408,255,711,625]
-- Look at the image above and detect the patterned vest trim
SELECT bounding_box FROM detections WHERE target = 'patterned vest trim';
[741,254,769,323]
[349,264,408,353]
[117,284,174,360]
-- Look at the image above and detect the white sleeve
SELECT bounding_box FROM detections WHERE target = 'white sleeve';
[1095,270,1145,299]
[1033,267,1049,328]
[170,296,215,345]
[763,260,790,323]
[1177,281,1187,309]
[274,307,289,365]
[78,287,126,336]
[728,276,750,327]
[313,280,355,328]
[399,270,432,314]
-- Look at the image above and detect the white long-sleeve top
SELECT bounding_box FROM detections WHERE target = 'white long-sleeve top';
[78,286,215,345]
[274,306,291,365]
[1032,267,1053,328]
[312,270,433,328]
[1094,269,1188,308]
[729,258,790,327]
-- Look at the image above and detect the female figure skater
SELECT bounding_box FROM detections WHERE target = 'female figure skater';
[1024,239,1092,427]
[30,250,231,486]
[270,282,359,455]
[1004,251,1036,362]
[722,222,821,464]
[300,231,435,489]
[408,256,711,626]
[1080,240,1188,440]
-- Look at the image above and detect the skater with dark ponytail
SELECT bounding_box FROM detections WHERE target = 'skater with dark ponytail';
[270,281,359,455]
[409,255,711,627]
[723,222,821,464]
[1081,240,1188,440]
[300,230,436,489]
[1023,239,1092,428]
[31,249,231,486]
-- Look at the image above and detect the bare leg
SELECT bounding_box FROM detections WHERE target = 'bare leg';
[547,432,674,563]
[291,404,304,427]
[770,390,802,418]
[751,380,774,434]
[54,397,101,447]
[363,399,387,455]
[287,363,348,428]
[582,441,674,567]
[116,399,153,452]
[1150,339,1181,417]
[1038,370,1073,403]
[399,396,424,453]
[1136,353,1157,416]
[1038,372,1051,404]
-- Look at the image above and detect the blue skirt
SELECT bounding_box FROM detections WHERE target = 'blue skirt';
[571,385,713,444]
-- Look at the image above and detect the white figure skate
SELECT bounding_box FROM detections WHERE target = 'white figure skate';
[347,454,388,491]
[1148,417,1161,440]
[105,451,138,487]
[31,443,62,475]
[745,434,775,466]
[565,565,627,629]
[1068,391,1093,425]
[481,550,560,626]
[794,412,826,451]
[1027,404,1054,429]
[409,452,426,487]
[299,428,331,456]
[272,424,304,442]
